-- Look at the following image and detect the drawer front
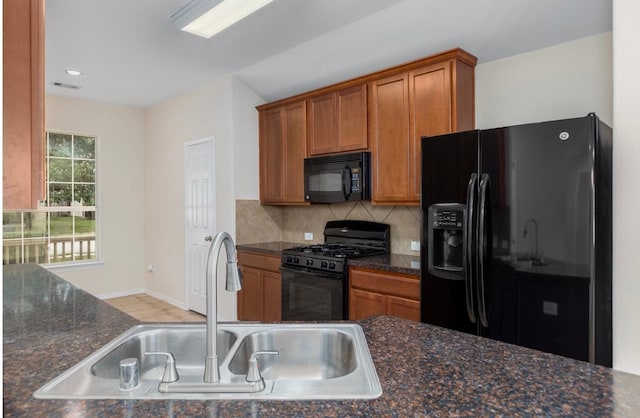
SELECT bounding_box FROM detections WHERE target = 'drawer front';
[237,250,281,273]
[350,267,419,300]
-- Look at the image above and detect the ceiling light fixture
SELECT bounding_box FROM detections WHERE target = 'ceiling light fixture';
[170,0,274,39]
[65,69,83,76]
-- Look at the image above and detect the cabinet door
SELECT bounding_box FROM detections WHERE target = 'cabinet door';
[259,101,306,204]
[237,266,264,321]
[337,85,367,152]
[259,107,285,203]
[3,0,45,209]
[262,271,282,322]
[349,288,387,320]
[283,101,307,203]
[387,295,421,322]
[307,92,337,156]
[369,73,411,204]
[409,61,452,200]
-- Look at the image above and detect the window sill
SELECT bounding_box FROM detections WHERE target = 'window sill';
[43,260,104,273]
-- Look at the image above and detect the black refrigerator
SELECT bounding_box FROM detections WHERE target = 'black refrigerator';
[420,113,612,366]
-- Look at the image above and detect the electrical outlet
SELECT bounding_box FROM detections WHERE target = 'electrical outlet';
[410,241,420,251]
[147,264,154,273]
[304,232,313,241]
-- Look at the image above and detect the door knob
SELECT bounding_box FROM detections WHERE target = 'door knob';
[204,236,212,242]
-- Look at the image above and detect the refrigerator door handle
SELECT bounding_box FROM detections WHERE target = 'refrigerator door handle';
[465,173,477,324]
[477,173,491,328]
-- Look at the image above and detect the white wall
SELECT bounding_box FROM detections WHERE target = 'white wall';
[612,0,640,375]
[44,95,146,296]
[143,75,263,320]
[476,33,613,128]
[232,77,265,200]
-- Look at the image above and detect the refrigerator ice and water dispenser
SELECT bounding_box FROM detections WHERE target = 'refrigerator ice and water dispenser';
[427,204,466,280]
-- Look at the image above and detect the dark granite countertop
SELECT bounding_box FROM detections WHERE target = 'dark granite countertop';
[4,264,640,417]
[349,253,421,276]
[236,241,301,257]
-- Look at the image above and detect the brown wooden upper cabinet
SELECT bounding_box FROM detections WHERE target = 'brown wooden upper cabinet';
[257,48,476,206]
[369,51,476,205]
[307,84,367,156]
[259,101,307,204]
[3,0,45,209]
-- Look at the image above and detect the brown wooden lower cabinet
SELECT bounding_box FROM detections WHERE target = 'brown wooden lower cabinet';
[349,266,420,322]
[237,250,281,321]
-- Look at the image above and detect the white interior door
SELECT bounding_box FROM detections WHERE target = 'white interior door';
[185,138,215,315]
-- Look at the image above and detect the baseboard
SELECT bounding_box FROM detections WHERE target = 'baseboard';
[96,288,145,300]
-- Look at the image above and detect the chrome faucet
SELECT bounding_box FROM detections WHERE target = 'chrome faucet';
[151,231,280,393]
[203,232,243,383]
[522,217,539,259]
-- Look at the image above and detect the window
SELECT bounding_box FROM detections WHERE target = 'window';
[2,132,97,266]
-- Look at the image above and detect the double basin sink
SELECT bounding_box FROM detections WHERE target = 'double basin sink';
[34,323,382,400]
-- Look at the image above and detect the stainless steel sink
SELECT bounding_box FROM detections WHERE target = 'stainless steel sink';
[228,329,356,380]
[34,323,381,400]
[90,326,237,379]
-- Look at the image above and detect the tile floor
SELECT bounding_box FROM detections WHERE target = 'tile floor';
[105,293,205,322]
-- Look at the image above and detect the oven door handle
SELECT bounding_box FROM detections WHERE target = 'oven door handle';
[280,265,344,280]
[342,166,352,201]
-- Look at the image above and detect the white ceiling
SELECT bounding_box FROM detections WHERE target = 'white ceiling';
[45,0,612,108]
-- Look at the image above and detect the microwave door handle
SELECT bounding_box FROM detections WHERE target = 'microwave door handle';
[342,166,352,201]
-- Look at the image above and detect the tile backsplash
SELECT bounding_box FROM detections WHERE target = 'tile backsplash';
[236,200,421,255]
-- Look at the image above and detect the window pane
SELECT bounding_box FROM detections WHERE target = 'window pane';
[49,184,72,206]
[75,214,96,261]
[48,133,72,157]
[49,212,73,237]
[2,212,22,239]
[74,214,96,234]
[22,212,47,238]
[48,212,72,263]
[74,184,95,206]
[74,160,95,183]
[48,158,72,182]
[74,136,96,159]
[2,212,48,265]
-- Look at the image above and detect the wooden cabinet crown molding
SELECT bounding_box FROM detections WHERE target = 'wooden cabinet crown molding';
[3,0,45,210]
[256,48,477,112]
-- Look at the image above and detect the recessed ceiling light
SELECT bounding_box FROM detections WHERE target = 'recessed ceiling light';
[65,69,83,76]
[171,0,274,39]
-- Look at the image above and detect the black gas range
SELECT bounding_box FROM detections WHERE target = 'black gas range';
[281,220,390,321]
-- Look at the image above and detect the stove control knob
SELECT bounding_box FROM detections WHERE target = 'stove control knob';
[320,261,328,269]
[328,262,336,269]
[293,256,300,264]
[306,259,314,267]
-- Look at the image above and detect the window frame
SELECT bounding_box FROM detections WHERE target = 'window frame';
[2,130,101,268]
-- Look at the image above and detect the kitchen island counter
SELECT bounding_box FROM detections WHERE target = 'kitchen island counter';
[4,264,640,417]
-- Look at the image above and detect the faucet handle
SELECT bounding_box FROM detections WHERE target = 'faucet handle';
[246,350,279,383]
[144,351,179,383]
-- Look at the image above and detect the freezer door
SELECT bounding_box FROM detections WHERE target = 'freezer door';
[420,130,479,334]
[480,117,595,361]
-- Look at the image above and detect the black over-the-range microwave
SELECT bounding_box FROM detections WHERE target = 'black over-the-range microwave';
[304,151,371,203]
